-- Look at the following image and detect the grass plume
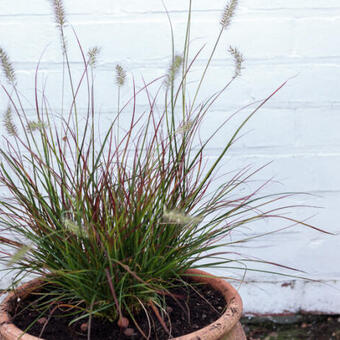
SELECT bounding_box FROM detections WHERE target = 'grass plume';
[220,0,239,29]
[165,54,183,87]
[0,47,16,84]
[88,46,100,67]
[3,106,17,136]
[50,0,66,28]
[229,46,244,78]
[26,120,47,132]
[115,64,126,87]
[49,0,68,55]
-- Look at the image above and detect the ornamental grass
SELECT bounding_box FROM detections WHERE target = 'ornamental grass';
[0,0,328,337]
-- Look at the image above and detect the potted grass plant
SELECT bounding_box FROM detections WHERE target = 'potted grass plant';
[0,0,328,339]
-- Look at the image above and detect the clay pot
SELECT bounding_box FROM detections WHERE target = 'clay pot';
[0,269,245,340]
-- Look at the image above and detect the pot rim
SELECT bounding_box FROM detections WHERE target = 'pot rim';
[0,269,243,340]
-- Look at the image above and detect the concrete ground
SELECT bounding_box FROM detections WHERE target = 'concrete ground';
[242,314,340,340]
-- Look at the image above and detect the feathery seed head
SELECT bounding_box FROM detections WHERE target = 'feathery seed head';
[228,46,244,78]
[64,219,82,236]
[3,106,18,137]
[220,0,239,30]
[165,54,183,87]
[50,0,66,28]
[49,0,67,53]
[7,244,32,267]
[176,120,194,135]
[163,208,202,225]
[88,47,101,67]
[0,48,16,85]
[115,64,126,87]
[26,120,47,132]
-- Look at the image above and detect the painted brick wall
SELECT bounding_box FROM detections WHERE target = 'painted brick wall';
[0,0,339,314]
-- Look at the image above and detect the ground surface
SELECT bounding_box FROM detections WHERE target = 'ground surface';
[242,314,340,340]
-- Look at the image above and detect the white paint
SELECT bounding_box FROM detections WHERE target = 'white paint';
[0,0,339,314]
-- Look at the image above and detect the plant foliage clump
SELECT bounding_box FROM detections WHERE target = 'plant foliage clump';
[0,0,325,336]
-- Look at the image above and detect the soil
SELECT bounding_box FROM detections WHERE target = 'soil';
[243,314,340,340]
[11,280,226,340]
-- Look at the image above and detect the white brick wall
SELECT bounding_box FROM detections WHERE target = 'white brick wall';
[0,0,340,314]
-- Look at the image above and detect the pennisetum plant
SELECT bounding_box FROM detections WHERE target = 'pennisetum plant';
[0,0,329,338]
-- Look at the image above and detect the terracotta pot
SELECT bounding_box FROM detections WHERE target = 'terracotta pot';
[0,269,245,340]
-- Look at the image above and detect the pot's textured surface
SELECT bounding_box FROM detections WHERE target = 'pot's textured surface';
[0,270,245,340]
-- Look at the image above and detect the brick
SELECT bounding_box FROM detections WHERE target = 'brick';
[243,0,340,10]
[0,0,116,16]
[0,0,50,16]
[64,0,116,14]
[301,281,340,313]
[295,108,340,147]
[240,281,303,314]
[238,280,340,314]
[294,17,340,57]
[0,19,60,63]
[0,17,175,63]
[191,108,297,150]
[152,63,340,110]
[215,153,340,193]
[116,0,227,13]
[0,14,297,63]
[117,0,340,13]
[234,64,340,109]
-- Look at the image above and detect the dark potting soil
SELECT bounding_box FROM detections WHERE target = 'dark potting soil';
[12,280,226,340]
